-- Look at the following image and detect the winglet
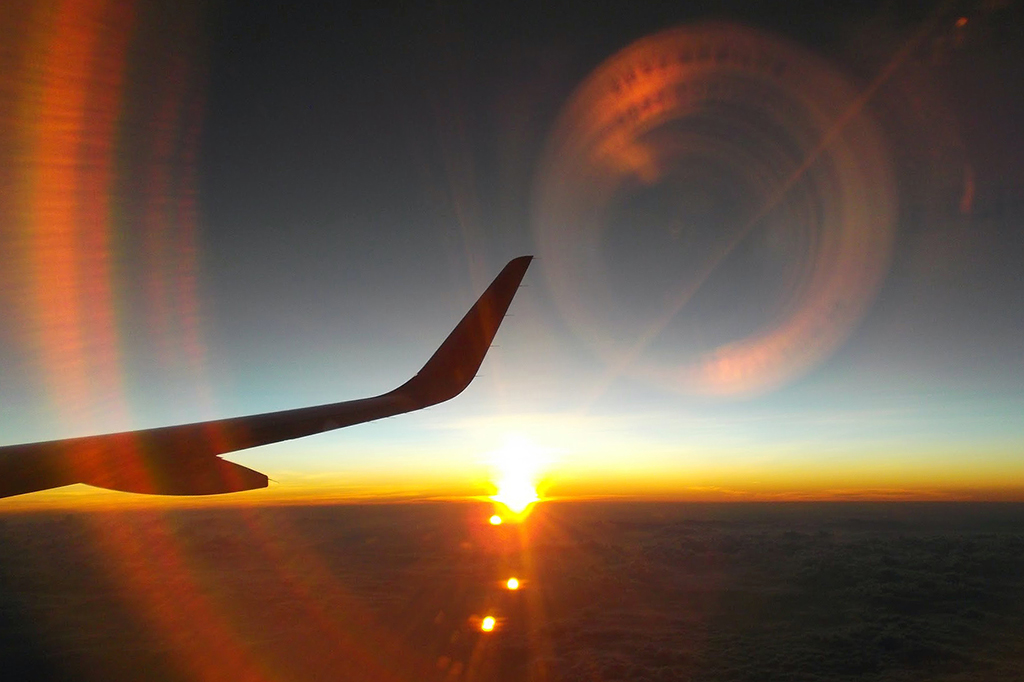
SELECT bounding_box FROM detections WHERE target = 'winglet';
[393,256,532,408]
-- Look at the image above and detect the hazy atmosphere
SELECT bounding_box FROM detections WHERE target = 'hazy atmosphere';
[2,2,1024,681]
[1,0,1023,504]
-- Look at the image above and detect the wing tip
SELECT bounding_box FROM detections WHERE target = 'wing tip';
[394,256,532,407]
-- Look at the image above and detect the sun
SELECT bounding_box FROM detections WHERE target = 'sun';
[489,434,547,515]
[493,476,538,514]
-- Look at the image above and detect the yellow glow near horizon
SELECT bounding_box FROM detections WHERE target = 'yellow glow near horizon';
[506,577,520,590]
[489,434,548,514]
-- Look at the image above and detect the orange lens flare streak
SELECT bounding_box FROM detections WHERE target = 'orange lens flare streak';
[19,6,280,677]
[88,511,275,682]
[28,0,133,430]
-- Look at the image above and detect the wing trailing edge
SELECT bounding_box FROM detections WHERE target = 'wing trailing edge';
[0,256,532,498]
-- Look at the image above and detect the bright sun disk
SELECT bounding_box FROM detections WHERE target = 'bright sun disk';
[489,434,547,514]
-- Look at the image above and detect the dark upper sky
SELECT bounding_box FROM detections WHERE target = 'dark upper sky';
[195,0,1024,393]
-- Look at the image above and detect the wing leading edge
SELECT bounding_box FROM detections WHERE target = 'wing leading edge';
[0,256,532,498]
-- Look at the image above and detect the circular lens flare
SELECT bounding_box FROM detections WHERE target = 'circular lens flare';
[533,23,897,397]
[481,616,496,632]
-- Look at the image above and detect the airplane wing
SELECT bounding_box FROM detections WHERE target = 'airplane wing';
[0,256,532,498]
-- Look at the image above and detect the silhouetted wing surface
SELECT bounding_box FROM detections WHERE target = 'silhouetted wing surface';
[0,256,532,498]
